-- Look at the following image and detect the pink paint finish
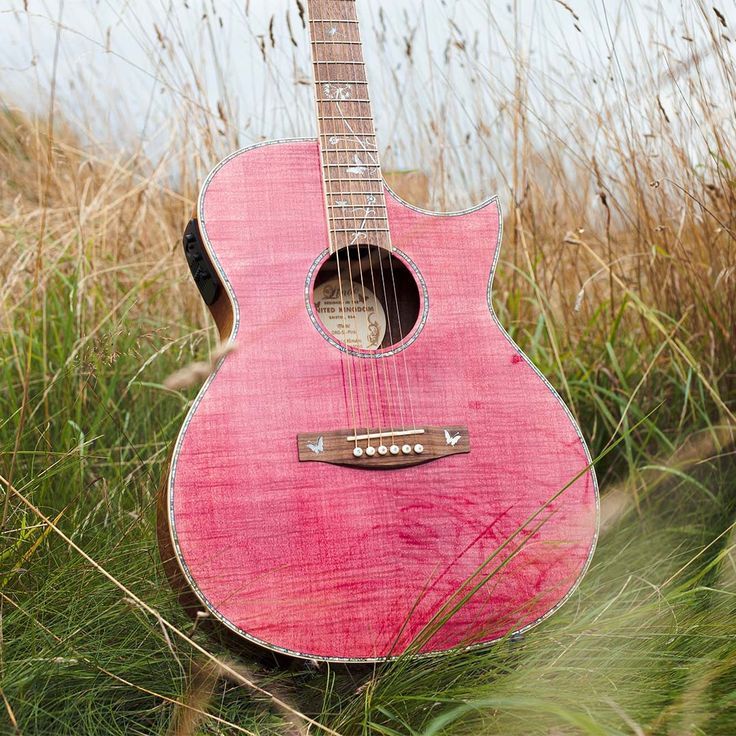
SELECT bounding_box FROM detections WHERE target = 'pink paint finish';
[166,139,598,662]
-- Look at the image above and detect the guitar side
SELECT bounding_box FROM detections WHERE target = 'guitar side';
[158,138,599,662]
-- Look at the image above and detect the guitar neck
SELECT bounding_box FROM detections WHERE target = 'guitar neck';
[307,0,391,252]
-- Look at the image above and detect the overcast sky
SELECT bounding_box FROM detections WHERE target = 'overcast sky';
[1,0,723,193]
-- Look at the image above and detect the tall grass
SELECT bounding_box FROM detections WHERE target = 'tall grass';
[1,1,735,734]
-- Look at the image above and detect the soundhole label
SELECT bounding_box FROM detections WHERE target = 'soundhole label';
[306,245,427,357]
[313,278,386,350]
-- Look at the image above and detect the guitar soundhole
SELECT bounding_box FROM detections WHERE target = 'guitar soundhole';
[310,245,423,353]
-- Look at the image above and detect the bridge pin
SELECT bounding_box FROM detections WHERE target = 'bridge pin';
[365,446,376,457]
[414,443,424,454]
[401,444,412,454]
[389,444,400,455]
[377,445,388,455]
[353,447,364,458]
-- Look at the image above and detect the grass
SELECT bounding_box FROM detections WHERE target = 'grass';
[1,0,736,733]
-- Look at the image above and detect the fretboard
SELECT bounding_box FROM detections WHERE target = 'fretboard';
[307,0,391,252]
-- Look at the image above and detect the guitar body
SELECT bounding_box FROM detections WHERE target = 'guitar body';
[162,139,598,662]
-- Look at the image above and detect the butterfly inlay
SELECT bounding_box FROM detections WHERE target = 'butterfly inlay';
[307,436,324,454]
[444,430,461,446]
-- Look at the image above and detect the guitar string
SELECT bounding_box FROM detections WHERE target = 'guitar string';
[320,11,416,444]
[325,21,382,450]
[311,6,420,446]
[307,10,360,449]
[329,15,397,448]
[343,13,419,439]
[312,11,378,450]
[318,134,400,448]
[333,118,403,444]
[310,11,382,449]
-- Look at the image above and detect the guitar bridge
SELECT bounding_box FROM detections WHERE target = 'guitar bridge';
[297,425,469,468]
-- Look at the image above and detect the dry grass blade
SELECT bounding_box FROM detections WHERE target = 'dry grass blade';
[1,1,735,733]
[0,472,343,736]
[601,416,736,533]
[0,590,258,736]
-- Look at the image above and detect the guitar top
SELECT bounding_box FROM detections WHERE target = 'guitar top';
[158,0,598,662]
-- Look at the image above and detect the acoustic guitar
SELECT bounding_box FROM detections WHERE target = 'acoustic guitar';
[159,0,598,662]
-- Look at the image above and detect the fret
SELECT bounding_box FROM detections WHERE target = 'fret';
[327,194,386,202]
[317,79,367,85]
[327,191,383,197]
[310,19,361,25]
[328,208,387,214]
[322,148,379,154]
[317,98,373,103]
[313,59,365,65]
[322,156,380,161]
[331,227,391,233]
[317,115,375,121]
[321,154,380,159]
[319,132,378,142]
[319,128,376,134]
[312,40,362,45]
[322,177,384,183]
[327,194,386,201]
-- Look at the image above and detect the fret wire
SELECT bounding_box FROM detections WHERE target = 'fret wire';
[322,148,379,153]
[320,130,375,136]
[327,204,387,209]
[312,40,362,45]
[327,197,386,203]
[319,133,378,142]
[317,99,372,103]
[317,115,375,120]
[311,19,361,24]
[313,60,365,65]
[321,143,379,149]
[331,228,390,233]
[323,191,386,197]
[313,53,362,60]
[328,196,386,201]
[323,172,383,178]
[322,177,384,182]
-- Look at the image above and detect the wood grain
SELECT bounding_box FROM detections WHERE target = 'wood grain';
[162,140,599,662]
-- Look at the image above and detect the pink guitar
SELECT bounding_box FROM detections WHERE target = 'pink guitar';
[159,0,598,662]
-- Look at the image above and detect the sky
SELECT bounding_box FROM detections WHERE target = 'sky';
[0,0,722,194]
